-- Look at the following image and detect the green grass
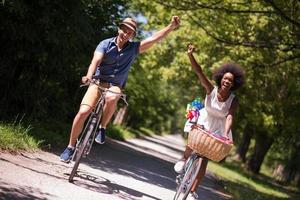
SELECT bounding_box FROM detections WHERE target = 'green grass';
[208,159,300,200]
[0,121,41,152]
[107,125,136,140]
[30,120,71,149]
[0,118,158,152]
[107,126,156,140]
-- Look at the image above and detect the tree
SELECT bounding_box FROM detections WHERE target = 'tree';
[130,0,300,176]
[0,0,128,122]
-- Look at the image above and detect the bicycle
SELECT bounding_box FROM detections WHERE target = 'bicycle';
[68,79,127,182]
[173,150,203,200]
[173,125,233,200]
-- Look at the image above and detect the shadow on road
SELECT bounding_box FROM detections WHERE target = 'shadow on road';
[0,180,55,200]
[69,171,161,200]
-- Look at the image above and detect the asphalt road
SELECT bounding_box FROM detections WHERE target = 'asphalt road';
[0,134,231,200]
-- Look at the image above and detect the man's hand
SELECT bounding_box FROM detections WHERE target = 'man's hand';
[81,75,92,84]
[187,44,195,55]
[170,16,180,30]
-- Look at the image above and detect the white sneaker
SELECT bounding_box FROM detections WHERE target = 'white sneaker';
[174,159,185,173]
[187,192,198,200]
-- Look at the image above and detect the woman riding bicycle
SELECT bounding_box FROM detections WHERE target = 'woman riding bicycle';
[174,44,245,200]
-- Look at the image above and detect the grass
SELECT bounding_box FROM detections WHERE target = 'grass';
[207,158,300,200]
[0,119,156,151]
[0,121,41,152]
[107,125,156,140]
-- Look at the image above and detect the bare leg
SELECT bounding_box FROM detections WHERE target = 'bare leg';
[190,157,208,192]
[100,86,121,128]
[68,105,93,147]
[68,84,99,147]
[183,145,193,159]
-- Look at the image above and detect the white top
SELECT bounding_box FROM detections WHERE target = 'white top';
[184,86,235,141]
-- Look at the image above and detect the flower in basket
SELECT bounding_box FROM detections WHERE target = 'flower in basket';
[185,97,204,121]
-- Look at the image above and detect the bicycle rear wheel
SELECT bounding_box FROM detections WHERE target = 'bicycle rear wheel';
[173,155,202,200]
[68,117,97,182]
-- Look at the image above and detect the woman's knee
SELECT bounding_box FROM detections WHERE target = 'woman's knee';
[183,146,193,159]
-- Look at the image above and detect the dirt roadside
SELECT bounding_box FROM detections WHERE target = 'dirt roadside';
[0,134,231,200]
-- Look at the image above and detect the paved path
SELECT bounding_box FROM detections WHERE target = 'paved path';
[0,134,231,200]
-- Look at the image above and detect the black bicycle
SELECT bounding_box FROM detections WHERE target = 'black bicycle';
[68,79,127,182]
[173,151,203,200]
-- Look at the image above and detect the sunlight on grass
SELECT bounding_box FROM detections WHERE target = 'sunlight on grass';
[208,161,291,200]
[107,125,136,140]
[0,122,40,151]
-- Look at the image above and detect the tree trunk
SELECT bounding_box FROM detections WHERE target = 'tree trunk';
[272,145,300,186]
[236,123,254,163]
[285,144,300,186]
[113,105,127,125]
[247,134,274,174]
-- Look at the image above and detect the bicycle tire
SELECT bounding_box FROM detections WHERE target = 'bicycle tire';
[173,155,202,200]
[68,117,97,182]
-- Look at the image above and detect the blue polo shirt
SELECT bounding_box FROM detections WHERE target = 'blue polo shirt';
[94,37,140,88]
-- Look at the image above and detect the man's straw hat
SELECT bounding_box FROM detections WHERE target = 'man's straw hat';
[119,18,137,34]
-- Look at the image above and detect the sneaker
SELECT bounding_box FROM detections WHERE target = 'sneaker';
[187,192,199,200]
[174,159,185,173]
[95,128,106,144]
[60,147,75,162]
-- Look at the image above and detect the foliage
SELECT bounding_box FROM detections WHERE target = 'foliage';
[0,0,128,122]
[107,125,135,141]
[0,120,40,152]
[125,56,180,132]
[129,0,300,175]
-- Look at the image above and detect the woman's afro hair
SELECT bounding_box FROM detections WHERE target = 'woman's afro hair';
[212,62,245,91]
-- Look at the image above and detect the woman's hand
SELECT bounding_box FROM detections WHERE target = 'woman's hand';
[222,132,230,140]
[187,44,195,55]
[191,123,204,130]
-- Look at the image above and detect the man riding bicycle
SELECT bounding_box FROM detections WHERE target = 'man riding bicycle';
[60,16,180,162]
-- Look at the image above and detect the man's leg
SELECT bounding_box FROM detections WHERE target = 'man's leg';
[95,85,121,144]
[60,84,99,162]
[68,105,93,147]
[100,85,121,128]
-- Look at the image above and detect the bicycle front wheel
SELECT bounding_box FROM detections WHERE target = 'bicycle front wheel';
[173,155,202,200]
[68,117,97,182]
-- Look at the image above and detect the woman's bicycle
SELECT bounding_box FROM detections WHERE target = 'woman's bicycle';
[173,125,233,200]
[173,151,203,200]
[68,79,127,182]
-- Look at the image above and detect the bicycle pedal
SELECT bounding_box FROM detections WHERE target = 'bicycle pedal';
[175,174,182,185]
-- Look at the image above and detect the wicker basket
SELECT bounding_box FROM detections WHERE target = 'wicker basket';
[187,127,233,162]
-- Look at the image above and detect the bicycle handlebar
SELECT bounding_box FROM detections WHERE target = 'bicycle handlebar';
[80,79,128,106]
